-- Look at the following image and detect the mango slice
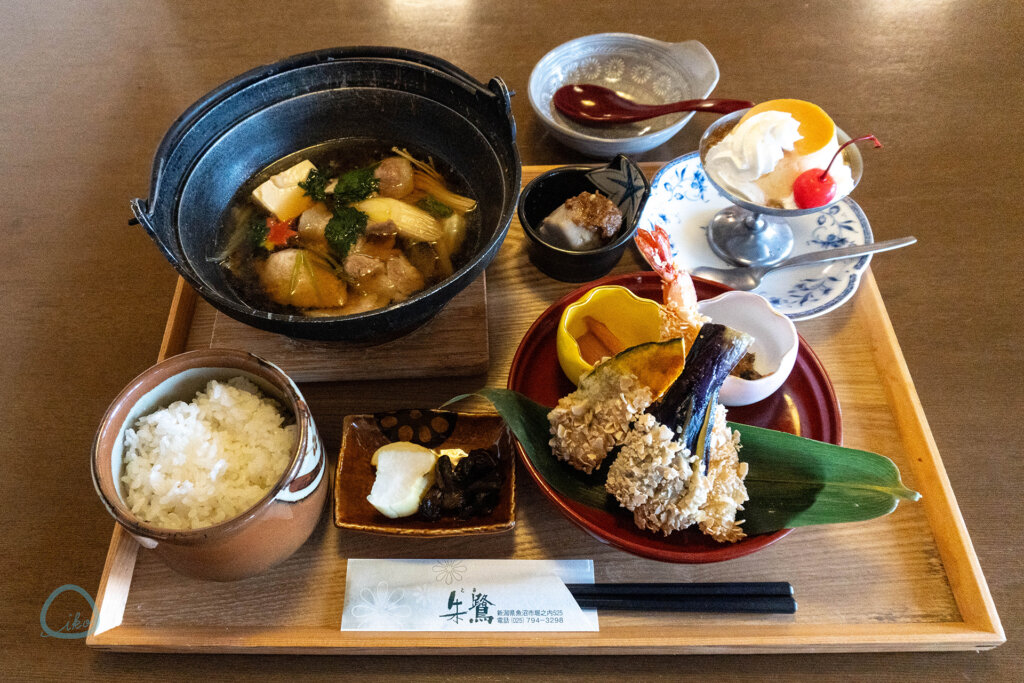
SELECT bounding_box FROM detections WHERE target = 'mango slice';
[740,99,836,155]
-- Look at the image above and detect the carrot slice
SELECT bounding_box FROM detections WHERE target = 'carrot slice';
[576,332,613,366]
[583,316,626,355]
[266,218,298,246]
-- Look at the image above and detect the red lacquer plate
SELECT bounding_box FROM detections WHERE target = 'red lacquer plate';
[507,271,842,563]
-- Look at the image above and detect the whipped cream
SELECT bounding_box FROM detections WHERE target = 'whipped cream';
[705,111,854,209]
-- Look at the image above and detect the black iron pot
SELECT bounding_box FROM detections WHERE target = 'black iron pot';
[132,47,520,342]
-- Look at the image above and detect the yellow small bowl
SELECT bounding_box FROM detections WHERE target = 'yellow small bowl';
[557,285,664,385]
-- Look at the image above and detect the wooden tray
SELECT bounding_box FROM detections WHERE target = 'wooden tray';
[173,276,488,383]
[87,164,1004,654]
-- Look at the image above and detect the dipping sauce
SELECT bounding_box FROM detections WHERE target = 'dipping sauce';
[732,351,768,380]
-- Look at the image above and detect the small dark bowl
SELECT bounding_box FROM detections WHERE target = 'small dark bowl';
[518,154,650,282]
[131,47,520,342]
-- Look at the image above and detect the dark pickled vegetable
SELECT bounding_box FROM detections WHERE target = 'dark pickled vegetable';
[418,487,445,521]
[435,455,466,510]
[417,448,504,520]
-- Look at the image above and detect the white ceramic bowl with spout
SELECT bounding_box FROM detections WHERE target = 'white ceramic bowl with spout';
[528,33,719,157]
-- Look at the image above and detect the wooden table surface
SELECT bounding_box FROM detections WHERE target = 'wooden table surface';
[2,1,1020,679]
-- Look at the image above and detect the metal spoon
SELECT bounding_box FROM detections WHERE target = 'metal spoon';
[690,237,917,291]
[553,84,753,126]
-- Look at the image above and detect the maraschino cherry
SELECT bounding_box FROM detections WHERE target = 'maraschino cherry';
[793,135,882,209]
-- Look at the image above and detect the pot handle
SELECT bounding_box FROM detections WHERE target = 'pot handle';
[488,77,517,141]
[130,197,203,287]
[488,77,513,115]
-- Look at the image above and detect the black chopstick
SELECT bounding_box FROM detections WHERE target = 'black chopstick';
[566,582,793,597]
[566,582,796,614]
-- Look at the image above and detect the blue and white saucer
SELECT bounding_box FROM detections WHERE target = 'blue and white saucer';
[637,152,874,320]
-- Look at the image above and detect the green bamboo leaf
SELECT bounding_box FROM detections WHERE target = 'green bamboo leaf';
[731,422,921,535]
[449,389,921,535]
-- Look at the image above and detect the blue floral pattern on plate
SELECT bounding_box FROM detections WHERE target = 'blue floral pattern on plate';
[637,152,874,321]
[810,205,862,249]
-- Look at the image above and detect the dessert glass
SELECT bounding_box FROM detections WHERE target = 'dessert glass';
[698,109,864,267]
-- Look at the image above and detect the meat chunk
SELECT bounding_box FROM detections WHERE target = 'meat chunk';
[386,253,426,298]
[374,157,414,199]
[347,253,426,304]
[405,241,442,280]
[339,291,390,315]
[350,233,398,261]
[344,252,385,280]
[366,219,399,237]
[257,248,346,309]
[357,271,399,302]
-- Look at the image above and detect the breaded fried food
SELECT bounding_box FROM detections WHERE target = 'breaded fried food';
[605,405,747,542]
[547,368,653,475]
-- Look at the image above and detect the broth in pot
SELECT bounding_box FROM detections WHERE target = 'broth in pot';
[219,142,478,317]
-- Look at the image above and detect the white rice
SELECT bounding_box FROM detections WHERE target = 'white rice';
[121,377,296,530]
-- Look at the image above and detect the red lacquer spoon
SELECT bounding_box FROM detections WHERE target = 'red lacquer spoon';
[553,83,753,126]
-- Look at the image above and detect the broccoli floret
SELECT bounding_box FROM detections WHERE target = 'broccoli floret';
[325,207,368,258]
[298,168,332,202]
[333,166,379,207]
[416,195,454,218]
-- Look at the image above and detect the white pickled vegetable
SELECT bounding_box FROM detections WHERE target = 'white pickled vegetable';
[366,442,438,518]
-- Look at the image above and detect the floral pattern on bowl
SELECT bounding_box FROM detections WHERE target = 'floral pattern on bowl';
[638,152,874,320]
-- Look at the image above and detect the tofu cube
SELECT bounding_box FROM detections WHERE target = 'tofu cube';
[251,159,317,222]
